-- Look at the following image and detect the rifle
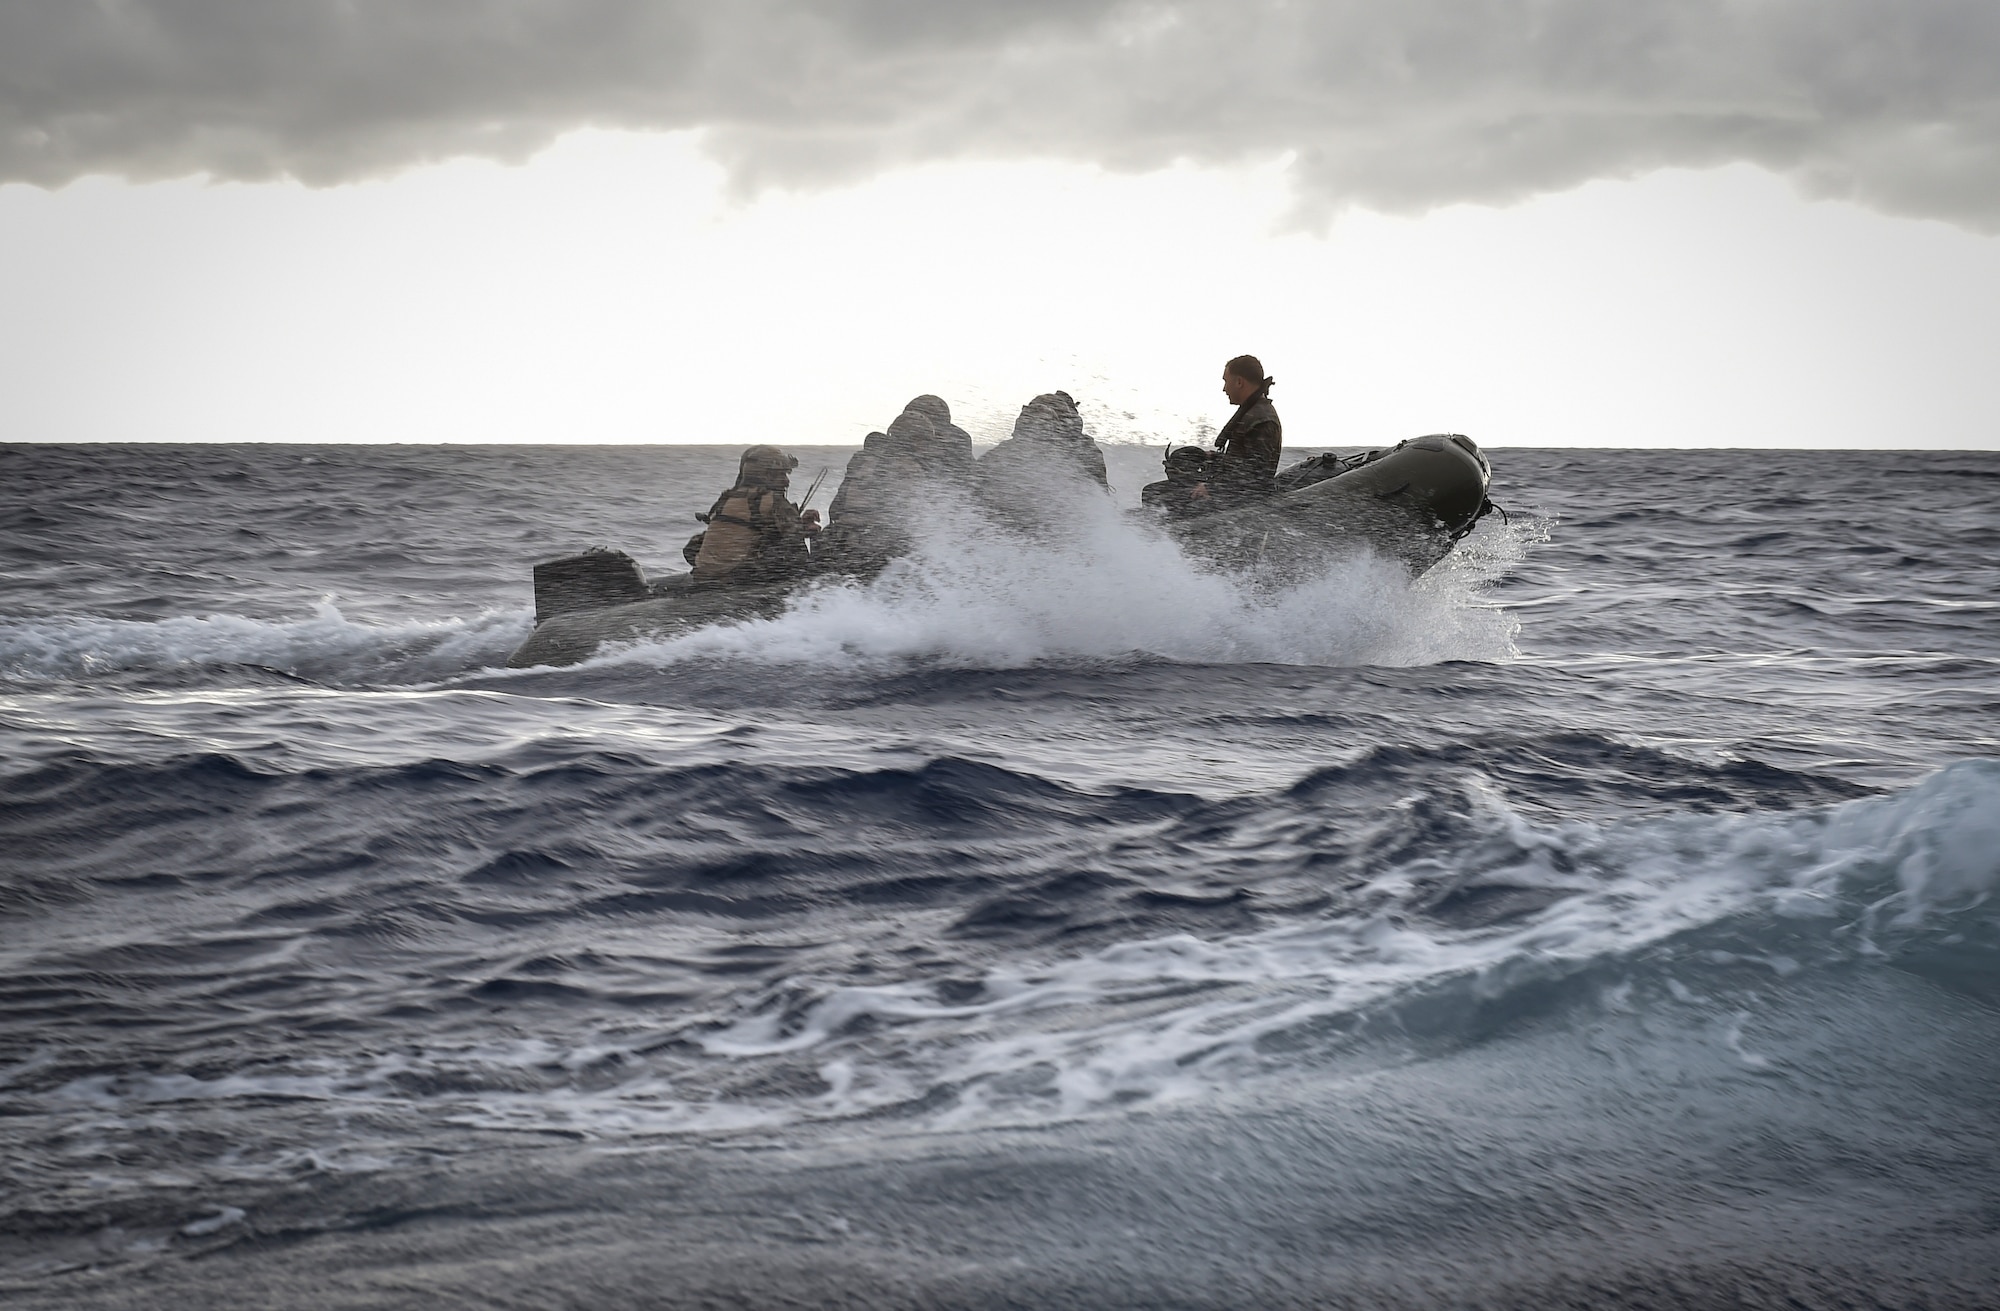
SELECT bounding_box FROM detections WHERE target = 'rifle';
[796,466,830,553]
[797,466,830,512]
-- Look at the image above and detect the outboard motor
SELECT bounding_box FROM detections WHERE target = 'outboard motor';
[1140,445,1217,511]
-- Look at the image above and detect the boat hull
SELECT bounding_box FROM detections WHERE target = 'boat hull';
[1168,433,1491,579]
[504,573,799,669]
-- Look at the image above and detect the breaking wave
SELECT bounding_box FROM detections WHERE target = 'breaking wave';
[642,757,2000,1127]
[6,749,1992,1153]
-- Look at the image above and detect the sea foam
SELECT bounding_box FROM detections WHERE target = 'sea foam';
[0,601,531,687]
[682,758,2000,1124]
[589,491,1539,673]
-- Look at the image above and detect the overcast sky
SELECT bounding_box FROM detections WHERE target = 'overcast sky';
[4,0,1998,447]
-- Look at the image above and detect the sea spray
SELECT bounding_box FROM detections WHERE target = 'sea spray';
[594,488,1533,672]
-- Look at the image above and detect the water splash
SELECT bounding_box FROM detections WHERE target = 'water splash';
[597,491,1537,672]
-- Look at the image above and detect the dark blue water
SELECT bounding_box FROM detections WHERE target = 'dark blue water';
[2,442,1997,1308]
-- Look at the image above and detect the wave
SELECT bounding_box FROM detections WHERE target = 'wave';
[671,758,2000,1125]
[0,601,532,688]
[6,744,1993,1145]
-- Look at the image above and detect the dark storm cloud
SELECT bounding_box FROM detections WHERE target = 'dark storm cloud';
[4,0,1998,227]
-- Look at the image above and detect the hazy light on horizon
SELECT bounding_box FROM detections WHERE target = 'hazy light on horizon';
[3,130,1997,450]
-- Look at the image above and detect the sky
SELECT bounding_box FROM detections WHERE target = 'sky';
[3,0,1998,449]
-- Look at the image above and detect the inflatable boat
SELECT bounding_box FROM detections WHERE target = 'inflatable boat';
[1167,431,1494,582]
[504,433,1494,669]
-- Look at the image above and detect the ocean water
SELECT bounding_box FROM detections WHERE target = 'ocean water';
[2,441,1997,1309]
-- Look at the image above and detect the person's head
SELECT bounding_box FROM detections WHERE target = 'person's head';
[1222,355,1266,405]
[904,394,951,428]
[884,409,936,457]
[1013,392,1084,443]
[738,444,798,489]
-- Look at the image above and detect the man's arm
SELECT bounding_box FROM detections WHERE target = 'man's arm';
[769,492,820,538]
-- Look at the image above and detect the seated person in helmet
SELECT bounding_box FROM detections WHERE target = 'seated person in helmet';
[686,444,821,585]
[972,391,1110,531]
[819,409,934,573]
[900,394,975,477]
[824,394,971,537]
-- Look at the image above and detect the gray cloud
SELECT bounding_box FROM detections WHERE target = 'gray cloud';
[4,1,1998,228]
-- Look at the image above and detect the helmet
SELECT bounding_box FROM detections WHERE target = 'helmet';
[904,394,951,426]
[884,410,936,454]
[1012,393,1086,445]
[739,444,798,486]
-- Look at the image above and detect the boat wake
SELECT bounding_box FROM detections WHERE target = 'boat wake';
[0,602,532,689]
[2,500,1542,689]
[579,496,1542,674]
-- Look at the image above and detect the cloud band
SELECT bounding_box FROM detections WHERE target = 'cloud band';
[4,0,1997,228]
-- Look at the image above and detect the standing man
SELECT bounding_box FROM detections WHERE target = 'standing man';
[1193,355,1281,505]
